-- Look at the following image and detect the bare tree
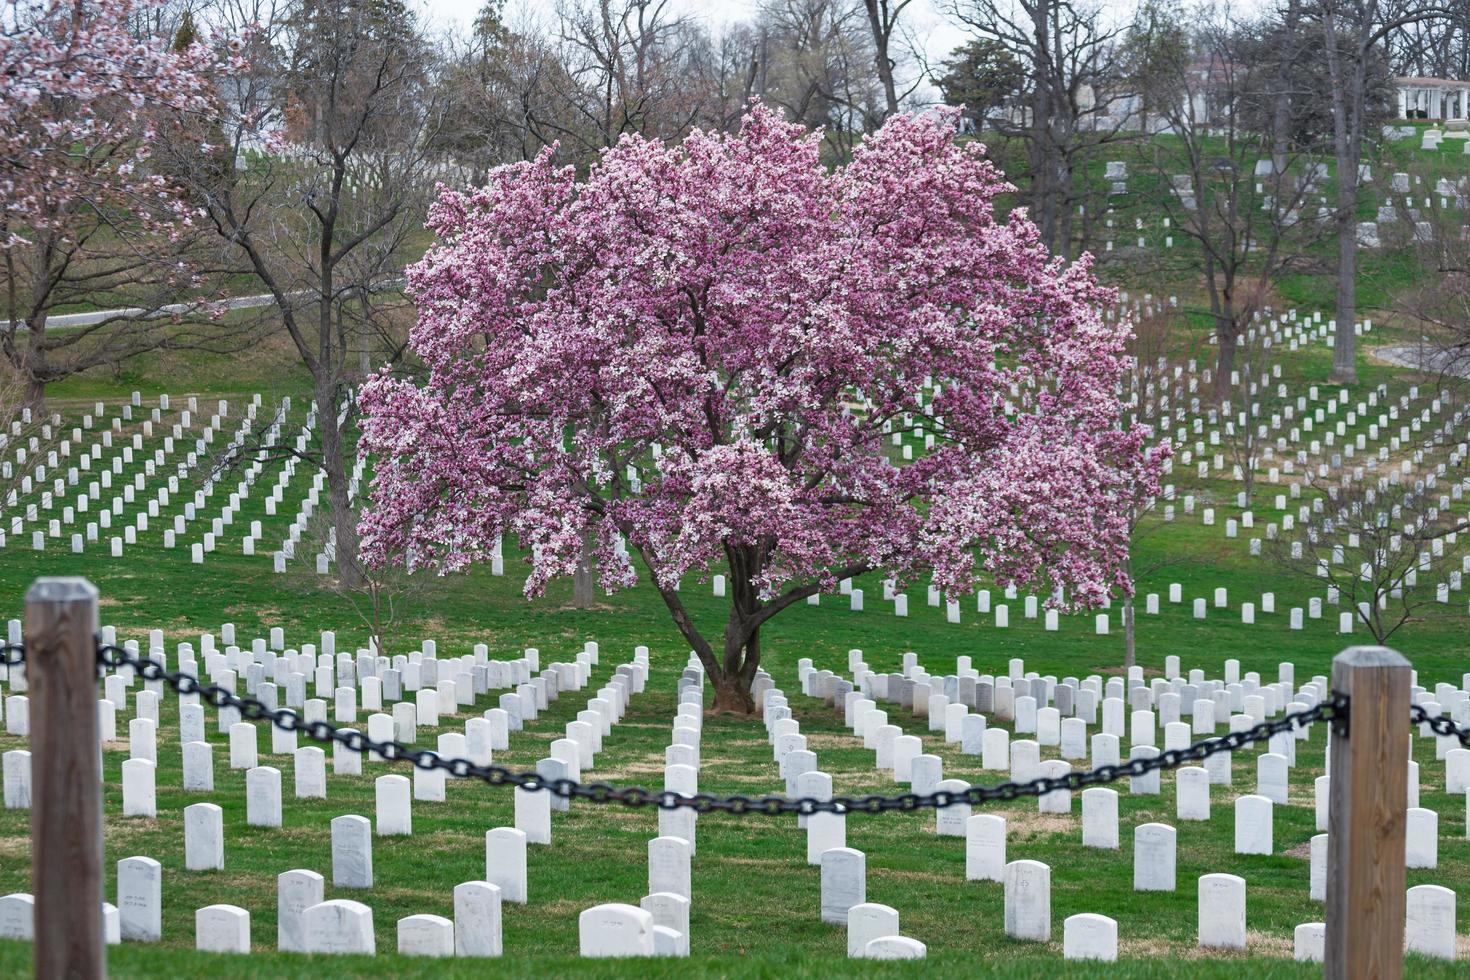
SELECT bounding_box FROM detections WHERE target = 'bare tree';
[555,0,715,153]
[1381,0,1470,77]
[1271,431,1470,643]
[1317,0,1449,384]
[1137,12,1329,394]
[163,0,443,588]
[755,0,884,158]
[283,497,438,657]
[859,0,919,117]
[1394,189,1470,380]
[946,0,1136,257]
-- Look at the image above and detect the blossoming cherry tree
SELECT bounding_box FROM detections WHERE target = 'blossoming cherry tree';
[359,104,1163,713]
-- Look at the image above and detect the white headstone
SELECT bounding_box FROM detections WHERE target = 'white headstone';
[301,899,375,955]
[820,848,866,924]
[966,814,1006,882]
[276,869,324,952]
[1234,794,1273,854]
[116,856,162,942]
[1404,884,1456,961]
[1003,859,1050,941]
[330,814,373,888]
[398,913,454,957]
[485,827,528,903]
[1197,873,1246,949]
[184,802,224,870]
[578,903,655,957]
[195,904,250,953]
[1133,823,1176,892]
[846,902,900,958]
[375,774,411,835]
[1063,912,1118,962]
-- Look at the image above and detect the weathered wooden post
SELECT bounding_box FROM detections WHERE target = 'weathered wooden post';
[26,578,104,979]
[1325,645,1411,980]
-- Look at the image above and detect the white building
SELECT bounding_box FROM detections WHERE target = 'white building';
[1394,77,1470,123]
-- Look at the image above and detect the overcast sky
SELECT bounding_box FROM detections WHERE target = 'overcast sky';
[417,0,971,79]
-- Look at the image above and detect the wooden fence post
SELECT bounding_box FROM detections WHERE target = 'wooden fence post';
[25,577,104,979]
[1325,645,1411,980]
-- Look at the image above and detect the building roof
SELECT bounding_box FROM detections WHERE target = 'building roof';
[1395,76,1470,87]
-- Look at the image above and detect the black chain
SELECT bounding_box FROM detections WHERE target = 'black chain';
[1410,703,1470,747]
[80,640,1348,814]
[0,643,23,667]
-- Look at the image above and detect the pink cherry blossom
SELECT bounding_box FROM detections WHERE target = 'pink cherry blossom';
[359,103,1164,711]
[1,0,222,250]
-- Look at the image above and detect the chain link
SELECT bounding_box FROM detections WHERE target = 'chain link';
[0,643,23,668]
[82,640,1349,814]
[1409,703,1470,747]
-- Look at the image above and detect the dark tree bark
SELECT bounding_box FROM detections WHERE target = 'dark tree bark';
[861,0,914,118]
[645,540,869,715]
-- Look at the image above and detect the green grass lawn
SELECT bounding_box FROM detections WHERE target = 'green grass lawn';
[2,143,1469,972]
[0,330,1467,976]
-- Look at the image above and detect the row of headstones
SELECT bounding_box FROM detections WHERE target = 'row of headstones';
[819,850,1451,963]
[1,389,345,575]
[557,661,713,957]
[751,669,932,956]
[1,391,204,501]
[0,649,663,957]
[105,646,650,846]
[1162,369,1470,616]
[1140,331,1431,499]
[15,397,264,559]
[7,396,214,550]
[0,869,504,958]
[811,652,1312,825]
[862,648,1470,774]
[823,649,1470,860]
[799,389,1463,633]
[0,620,653,816]
[802,654,1464,962]
[803,569,1367,641]
[844,647,1460,803]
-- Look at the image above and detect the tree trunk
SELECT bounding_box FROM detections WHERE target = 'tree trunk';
[1322,10,1359,385]
[1214,316,1238,400]
[711,665,756,714]
[1269,0,1302,172]
[862,0,900,118]
[1028,0,1057,252]
[572,531,595,607]
[1331,185,1358,384]
[316,383,362,588]
[710,593,761,714]
[1123,592,1136,670]
[24,376,45,415]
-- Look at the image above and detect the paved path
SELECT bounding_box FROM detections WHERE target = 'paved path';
[3,293,277,331]
[6,278,404,331]
[1371,344,1470,379]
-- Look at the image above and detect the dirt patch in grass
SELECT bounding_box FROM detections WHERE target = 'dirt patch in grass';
[1283,840,1313,860]
[721,856,791,870]
[588,761,674,780]
[869,866,954,885]
[991,812,1079,837]
[797,733,860,752]
[1119,934,1292,960]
